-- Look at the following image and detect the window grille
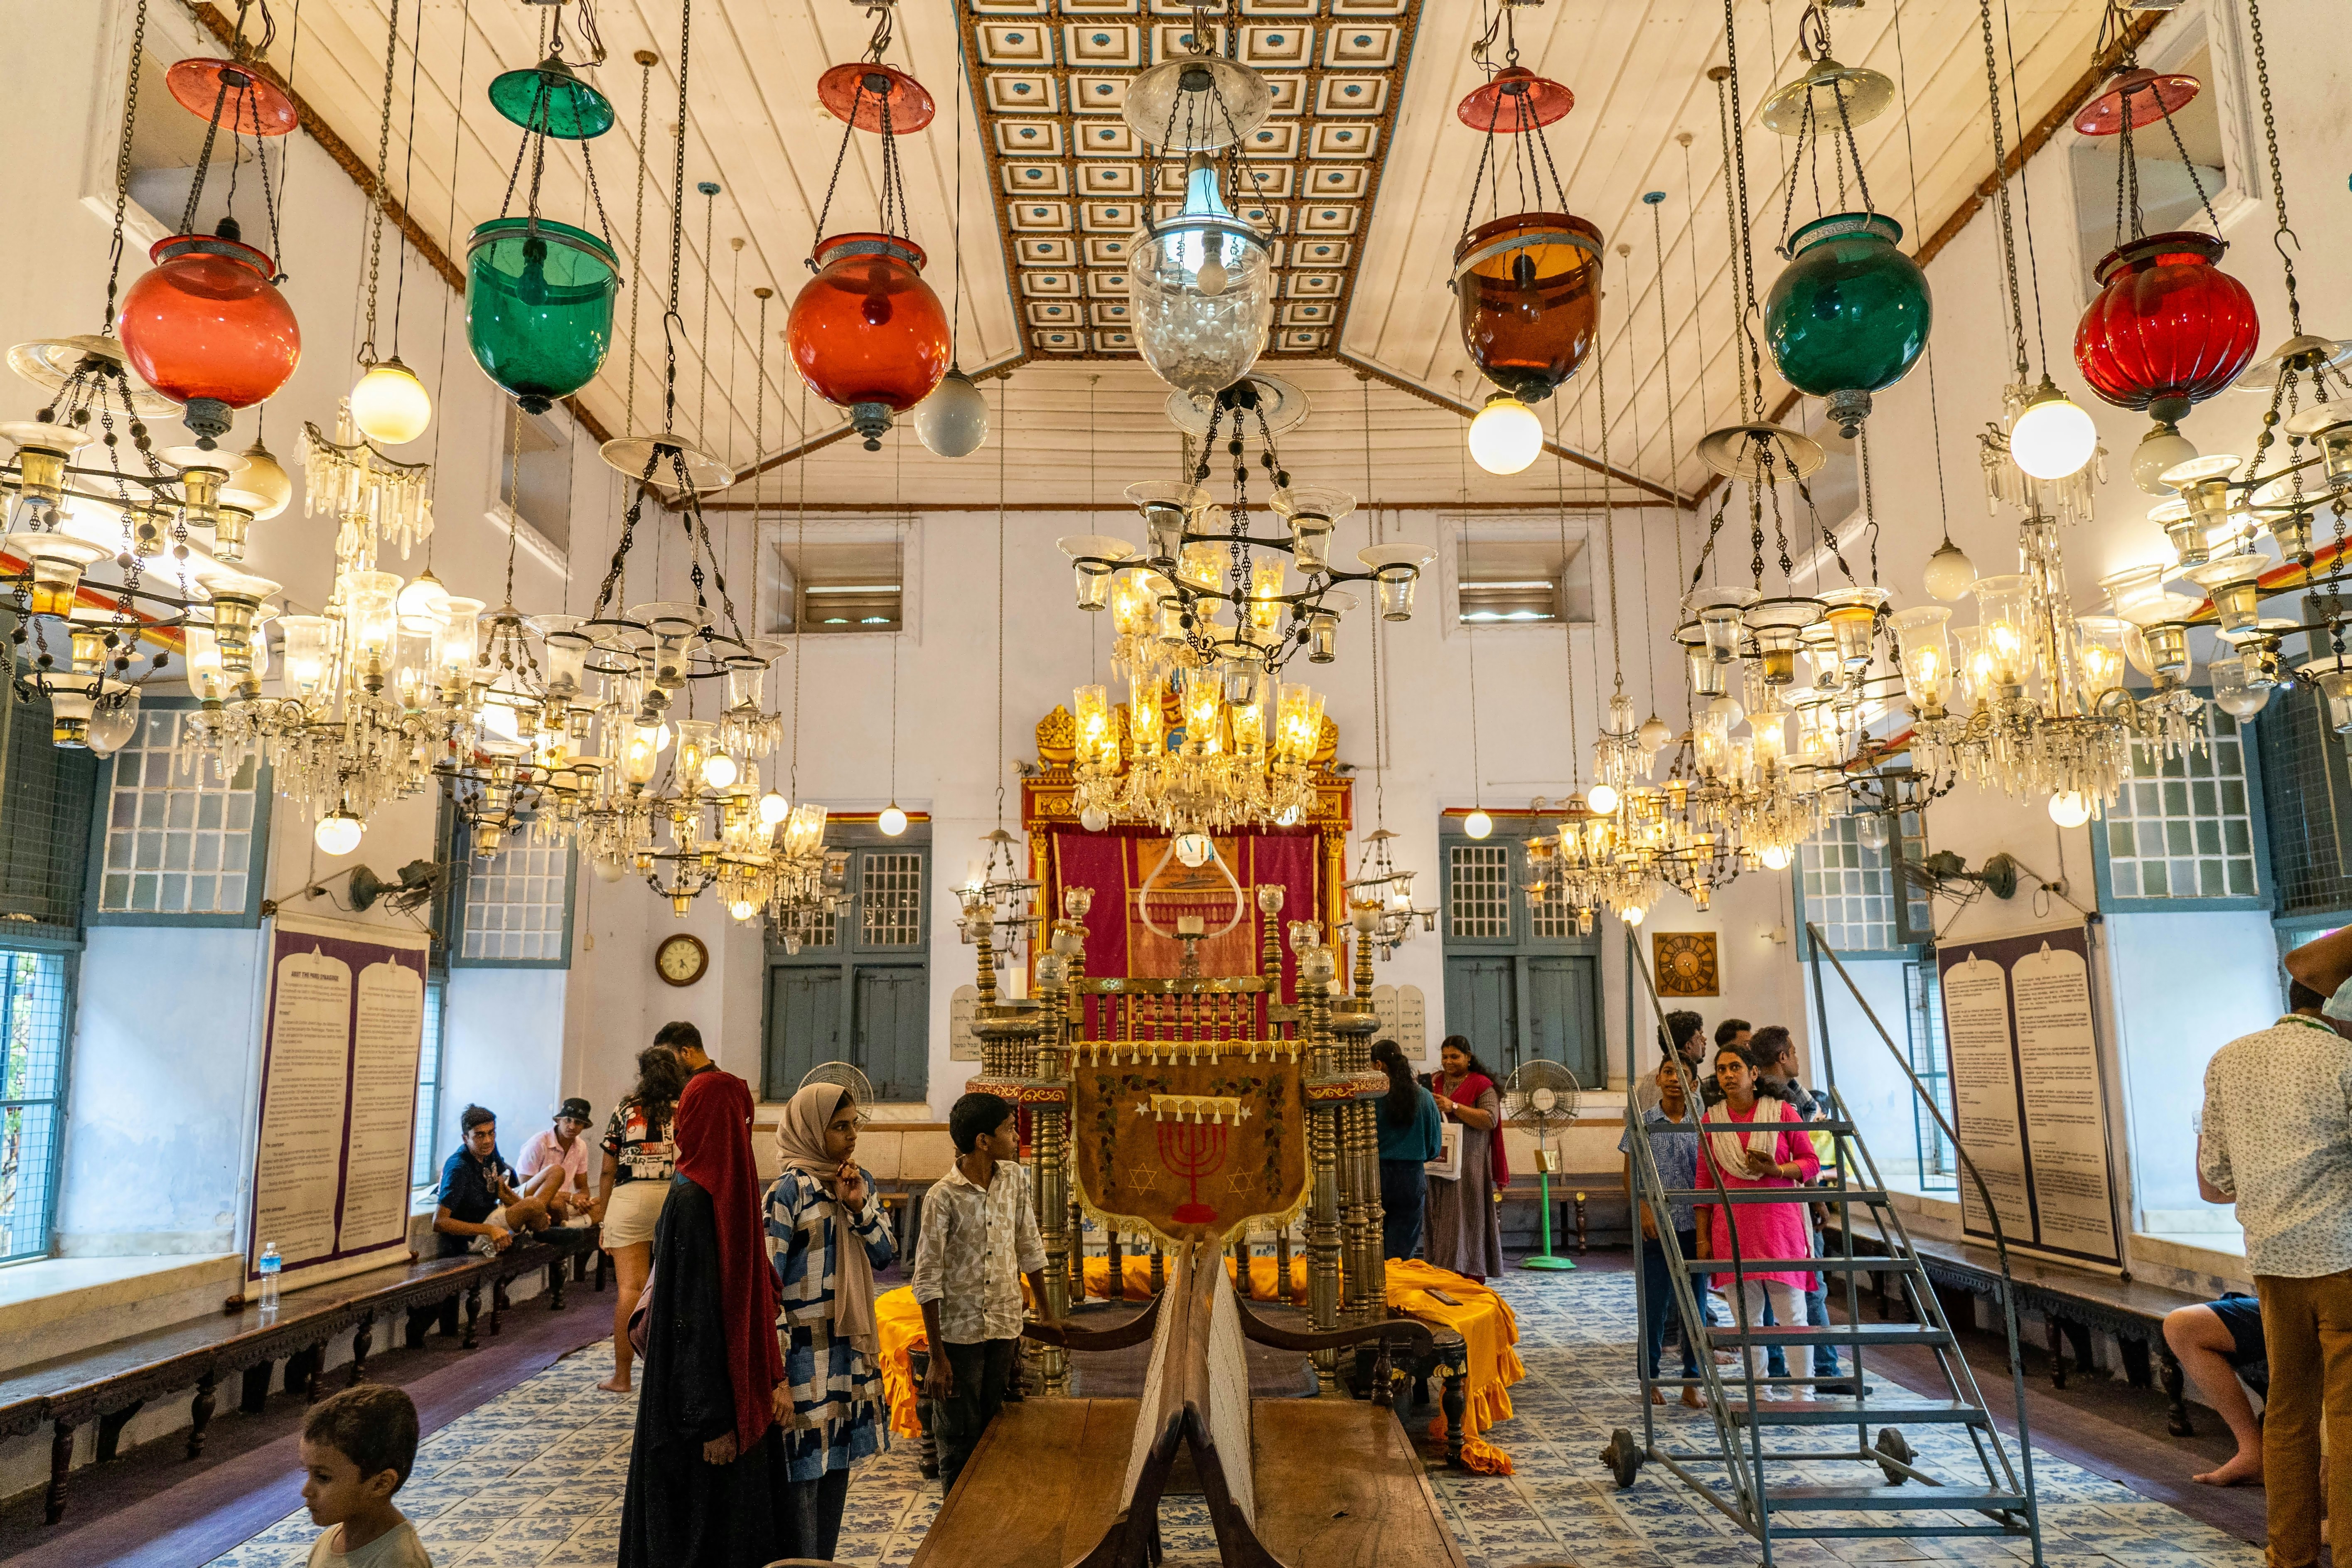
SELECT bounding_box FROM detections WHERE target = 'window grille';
[457,843,573,963]
[0,686,97,935]
[1448,844,1511,939]
[0,949,71,1261]
[1800,816,1900,953]
[101,708,258,917]
[411,976,446,1188]
[860,852,924,947]
[1903,959,1958,1191]
[1529,875,1572,940]
[2102,709,2259,901]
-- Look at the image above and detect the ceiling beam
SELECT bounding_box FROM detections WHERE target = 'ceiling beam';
[696,496,1670,514]
[184,3,613,446]
[1335,350,1692,508]
[1691,10,2164,505]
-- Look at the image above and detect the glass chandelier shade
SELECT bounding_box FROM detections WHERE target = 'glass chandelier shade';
[1763,213,1930,433]
[466,218,620,414]
[2074,232,2259,414]
[117,233,301,441]
[1131,155,1273,407]
[2007,381,2099,481]
[1452,213,1602,406]
[786,234,951,447]
[487,56,617,139]
[1467,393,1544,475]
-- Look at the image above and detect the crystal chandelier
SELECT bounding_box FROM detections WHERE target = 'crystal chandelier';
[1344,829,1434,957]
[1062,378,1427,835]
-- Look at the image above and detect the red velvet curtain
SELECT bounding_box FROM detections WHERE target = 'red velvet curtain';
[1047,827,1317,999]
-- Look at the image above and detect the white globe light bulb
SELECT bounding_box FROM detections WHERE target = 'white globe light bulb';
[730,899,758,922]
[349,359,433,446]
[759,790,790,826]
[314,810,364,857]
[1760,843,1792,871]
[2009,386,2098,481]
[1856,812,1890,850]
[2048,791,2094,828]
[1464,809,1494,840]
[2132,422,2198,496]
[1175,830,1214,867]
[1623,904,1646,926]
[592,854,628,884]
[1709,693,1745,729]
[879,804,909,837]
[396,571,450,634]
[702,752,739,789]
[1586,782,1620,815]
[1467,395,1543,476]
[1637,714,1672,753]
[912,368,990,459]
[1197,257,1228,297]
[1922,540,1977,602]
[1079,805,1110,832]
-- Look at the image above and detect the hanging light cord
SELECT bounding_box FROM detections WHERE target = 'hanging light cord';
[996,374,1009,828]
[1552,402,1581,791]
[1596,330,1623,696]
[1976,0,2030,385]
[624,52,654,437]
[750,285,770,640]
[791,375,807,799]
[388,0,426,351]
[416,0,473,562]
[1888,0,1954,549]
[1998,0,2052,375]
[1362,374,1387,826]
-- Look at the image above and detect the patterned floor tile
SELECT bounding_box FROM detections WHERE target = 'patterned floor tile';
[204,1269,2265,1568]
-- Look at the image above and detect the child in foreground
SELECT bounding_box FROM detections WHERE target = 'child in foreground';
[300,1384,432,1568]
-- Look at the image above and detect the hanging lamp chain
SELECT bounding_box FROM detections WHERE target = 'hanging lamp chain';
[2241,0,2300,336]
[1976,0,2029,384]
[99,0,151,335]
[357,0,403,365]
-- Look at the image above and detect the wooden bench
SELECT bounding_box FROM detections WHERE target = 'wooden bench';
[1829,1225,2214,1434]
[0,1226,596,1524]
[912,1244,1462,1568]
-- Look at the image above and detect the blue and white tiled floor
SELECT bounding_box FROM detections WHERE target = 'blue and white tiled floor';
[206,1269,2262,1568]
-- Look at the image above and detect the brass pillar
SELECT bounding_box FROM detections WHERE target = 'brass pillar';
[1304,976,1343,1394]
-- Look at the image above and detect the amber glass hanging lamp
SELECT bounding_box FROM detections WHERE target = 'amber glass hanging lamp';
[116,0,301,450]
[1450,2,1600,476]
[786,3,950,450]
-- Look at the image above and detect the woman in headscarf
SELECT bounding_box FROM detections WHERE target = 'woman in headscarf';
[764,1081,895,1560]
[1372,1038,1444,1261]
[1423,1035,1510,1280]
[618,1068,793,1568]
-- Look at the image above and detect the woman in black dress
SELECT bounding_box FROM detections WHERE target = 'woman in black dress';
[618,1067,796,1567]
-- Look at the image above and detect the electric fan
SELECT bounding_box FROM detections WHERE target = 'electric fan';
[1504,1058,1582,1271]
[800,1060,877,1122]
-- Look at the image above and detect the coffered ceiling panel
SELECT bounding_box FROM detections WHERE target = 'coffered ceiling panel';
[958,0,1427,362]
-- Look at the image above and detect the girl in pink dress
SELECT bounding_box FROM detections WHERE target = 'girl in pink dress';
[1698,1043,1820,1397]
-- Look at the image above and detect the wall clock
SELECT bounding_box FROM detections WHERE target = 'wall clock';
[656,933,709,988]
[1652,932,1720,998]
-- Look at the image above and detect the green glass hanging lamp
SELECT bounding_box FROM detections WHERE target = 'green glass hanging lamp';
[466,13,621,414]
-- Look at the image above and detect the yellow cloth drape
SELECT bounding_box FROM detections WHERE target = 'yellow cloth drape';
[872,1255,1525,1471]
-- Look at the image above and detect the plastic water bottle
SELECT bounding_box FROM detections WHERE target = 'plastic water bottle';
[258,1244,281,1313]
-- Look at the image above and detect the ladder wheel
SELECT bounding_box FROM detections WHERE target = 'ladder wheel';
[1600,1427,1645,1489]
[1874,1425,1915,1485]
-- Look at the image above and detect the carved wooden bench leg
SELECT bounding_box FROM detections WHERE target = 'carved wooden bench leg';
[240,1362,273,1416]
[1442,1369,1468,1471]
[187,1373,218,1460]
[350,1314,375,1387]
[95,1401,143,1462]
[491,1278,509,1336]
[548,1258,567,1311]
[45,1419,73,1524]
[463,1284,482,1350]
[300,1349,324,1405]
[908,1347,939,1480]
[2160,1344,2194,1436]
[2045,1313,2069,1390]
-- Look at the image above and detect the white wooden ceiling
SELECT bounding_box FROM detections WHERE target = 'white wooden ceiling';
[257,0,2113,507]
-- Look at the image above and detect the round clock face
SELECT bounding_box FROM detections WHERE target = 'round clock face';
[656,934,707,986]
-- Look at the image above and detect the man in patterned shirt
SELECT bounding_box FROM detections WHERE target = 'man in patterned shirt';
[911,1091,1052,1493]
[2200,956,2352,1566]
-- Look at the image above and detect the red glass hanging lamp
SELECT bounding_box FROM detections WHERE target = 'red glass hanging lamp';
[2069,61,2259,493]
[118,35,302,448]
[786,9,949,450]
[1450,13,1600,477]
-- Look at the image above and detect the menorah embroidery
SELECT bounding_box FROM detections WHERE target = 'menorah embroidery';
[1156,1101,1239,1226]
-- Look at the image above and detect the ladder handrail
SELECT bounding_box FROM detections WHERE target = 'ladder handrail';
[1804,924,2042,1522]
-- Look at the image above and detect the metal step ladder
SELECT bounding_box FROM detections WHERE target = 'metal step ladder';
[1599,924,2043,1566]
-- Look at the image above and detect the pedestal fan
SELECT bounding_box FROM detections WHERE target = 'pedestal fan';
[801,1060,877,1121]
[1504,1059,1580,1271]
